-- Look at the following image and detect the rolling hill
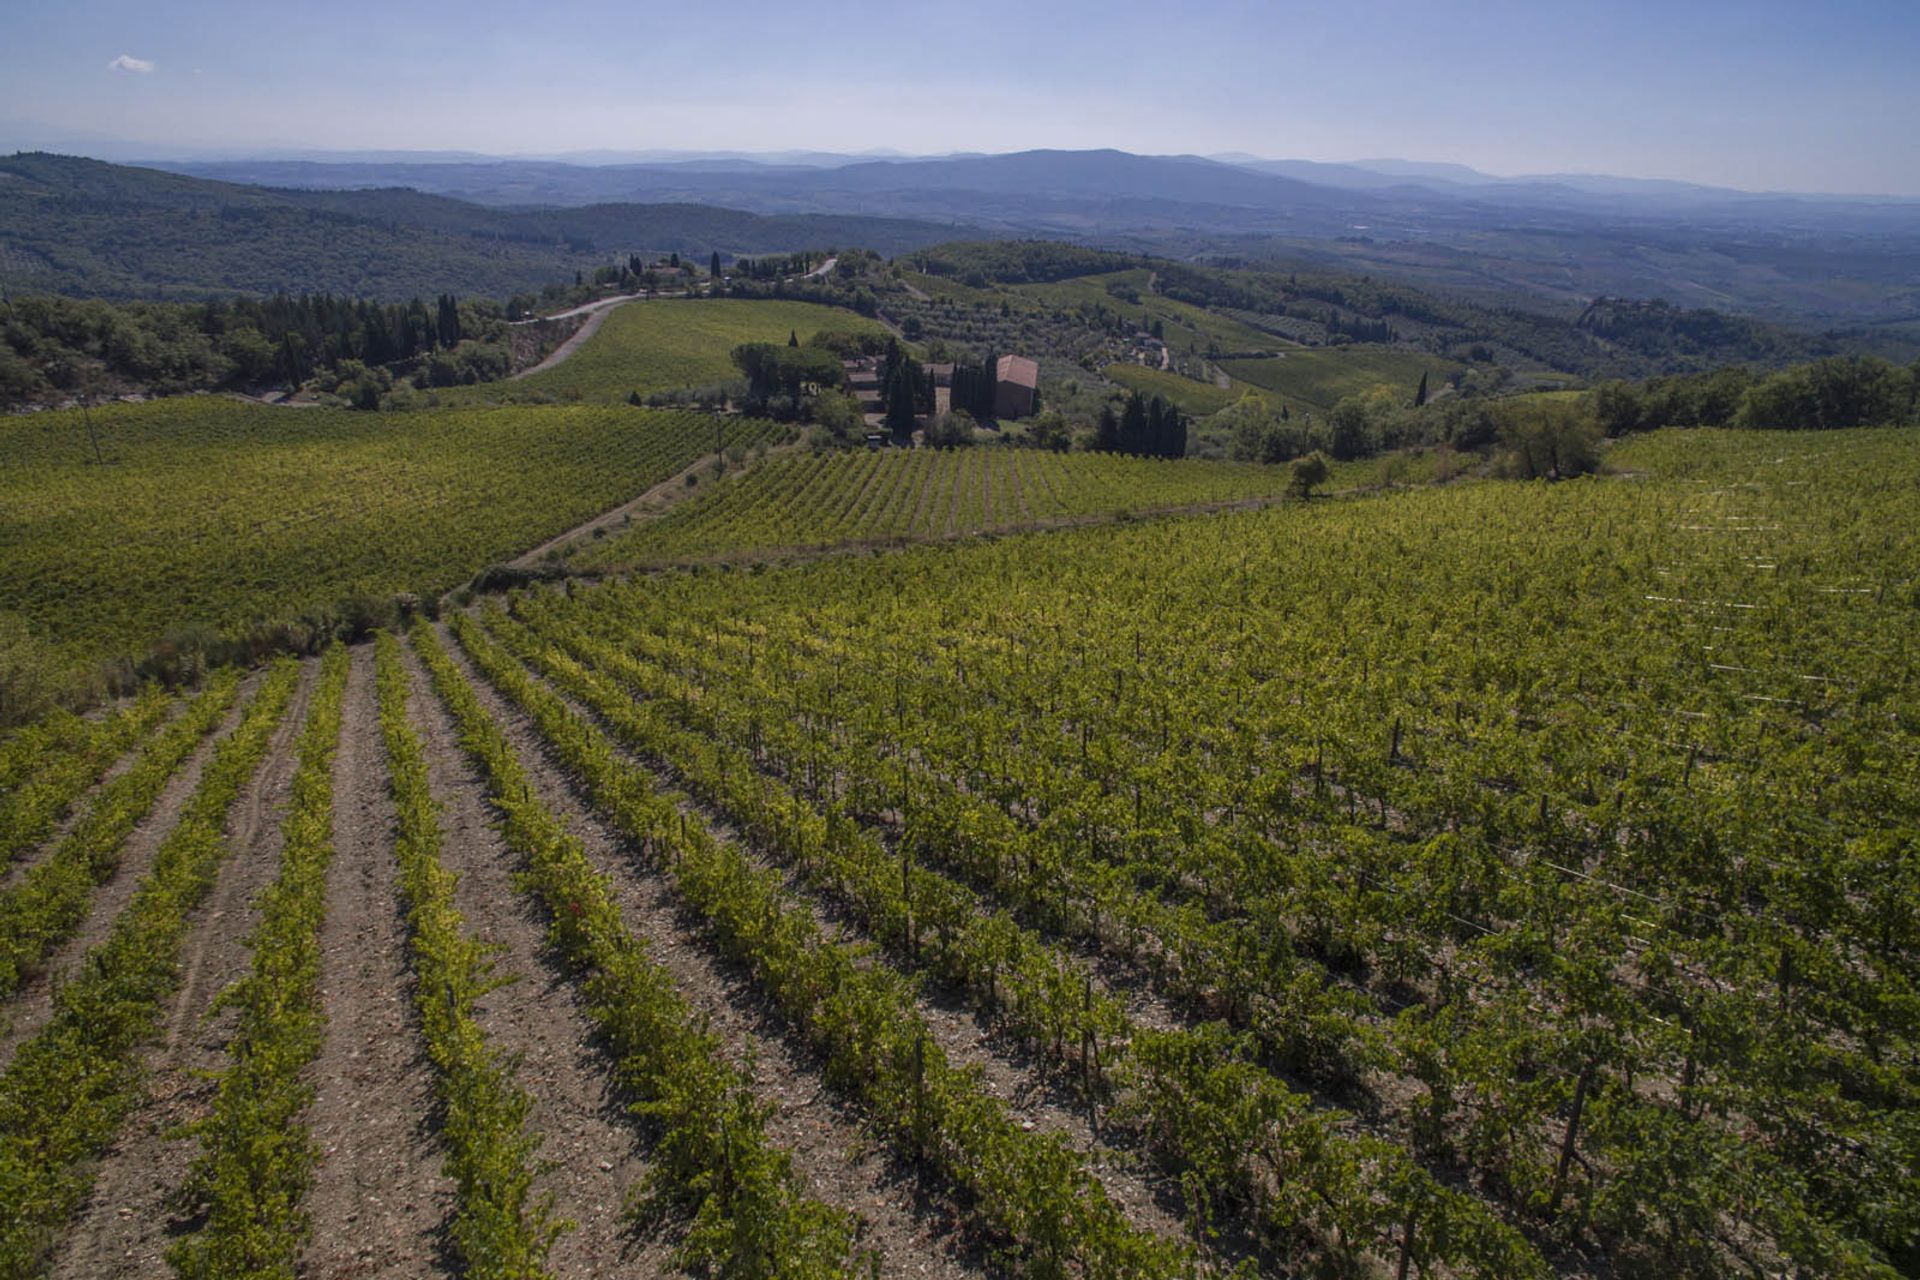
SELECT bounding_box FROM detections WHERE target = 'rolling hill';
[0,153,976,300]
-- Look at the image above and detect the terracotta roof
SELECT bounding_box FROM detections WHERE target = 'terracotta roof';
[995,354,1039,388]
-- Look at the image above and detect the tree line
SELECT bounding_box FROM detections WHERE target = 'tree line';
[0,291,511,408]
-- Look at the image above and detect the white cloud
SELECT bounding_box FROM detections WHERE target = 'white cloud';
[109,54,155,74]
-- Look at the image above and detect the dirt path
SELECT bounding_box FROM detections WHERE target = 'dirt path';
[434,624,988,1279]
[0,671,265,1071]
[510,302,624,381]
[508,451,719,569]
[399,642,662,1276]
[299,643,452,1280]
[47,660,319,1280]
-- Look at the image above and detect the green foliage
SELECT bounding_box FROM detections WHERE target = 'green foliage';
[372,633,564,1278]
[476,300,886,406]
[1588,355,1918,435]
[409,621,864,1278]
[1102,365,1242,418]
[1495,400,1603,480]
[0,684,170,865]
[0,398,772,682]
[454,610,1203,1278]
[1288,451,1330,498]
[570,450,1307,569]
[0,671,242,996]
[169,644,350,1279]
[1220,347,1460,418]
[0,658,299,1276]
[0,292,513,409]
[731,342,846,417]
[486,425,1920,1276]
[905,241,1145,285]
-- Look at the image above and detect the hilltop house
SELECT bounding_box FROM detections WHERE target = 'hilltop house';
[993,355,1039,419]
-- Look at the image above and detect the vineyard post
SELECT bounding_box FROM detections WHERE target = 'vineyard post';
[1548,1056,1596,1215]
[912,1032,927,1162]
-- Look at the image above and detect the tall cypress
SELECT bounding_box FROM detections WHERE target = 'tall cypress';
[1119,392,1150,456]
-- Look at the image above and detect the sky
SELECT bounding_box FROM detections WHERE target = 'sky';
[4,0,1919,195]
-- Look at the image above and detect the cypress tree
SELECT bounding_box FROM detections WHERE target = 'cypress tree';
[1119,392,1150,456]
[1415,371,1429,408]
[1094,405,1120,453]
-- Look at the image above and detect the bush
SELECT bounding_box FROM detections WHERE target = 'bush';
[923,410,977,449]
[0,614,66,727]
[1288,451,1330,499]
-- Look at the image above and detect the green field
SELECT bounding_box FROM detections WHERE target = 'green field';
[1101,363,1253,416]
[1220,345,1464,415]
[462,298,888,403]
[0,398,771,674]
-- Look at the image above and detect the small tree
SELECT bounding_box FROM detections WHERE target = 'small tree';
[1288,451,1329,499]
[1497,400,1601,480]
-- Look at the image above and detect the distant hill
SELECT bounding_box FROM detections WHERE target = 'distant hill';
[0,153,974,300]
[149,147,1920,326]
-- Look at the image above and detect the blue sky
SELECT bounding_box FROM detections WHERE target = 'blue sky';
[4,0,1918,194]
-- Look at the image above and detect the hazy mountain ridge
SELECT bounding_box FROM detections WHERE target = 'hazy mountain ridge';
[0,153,975,300]
[143,147,1920,325]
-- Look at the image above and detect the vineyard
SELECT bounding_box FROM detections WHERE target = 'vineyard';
[1220,348,1462,417]
[569,447,1318,570]
[0,398,772,675]
[0,426,1912,1278]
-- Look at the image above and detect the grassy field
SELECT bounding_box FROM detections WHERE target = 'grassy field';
[1220,345,1465,415]
[1100,362,1265,416]
[454,298,888,404]
[0,398,771,675]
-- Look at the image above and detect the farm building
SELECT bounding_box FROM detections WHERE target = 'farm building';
[993,355,1039,419]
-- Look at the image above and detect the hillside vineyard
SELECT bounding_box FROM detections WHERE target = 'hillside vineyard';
[0,427,1912,1279]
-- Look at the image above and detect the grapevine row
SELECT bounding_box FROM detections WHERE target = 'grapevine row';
[408,620,865,1278]
[371,632,564,1278]
[447,609,1201,1279]
[0,657,301,1277]
[168,643,349,1278]
[0,686,173,870]
[0,671,243,997]
[483,601,1550,1280]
